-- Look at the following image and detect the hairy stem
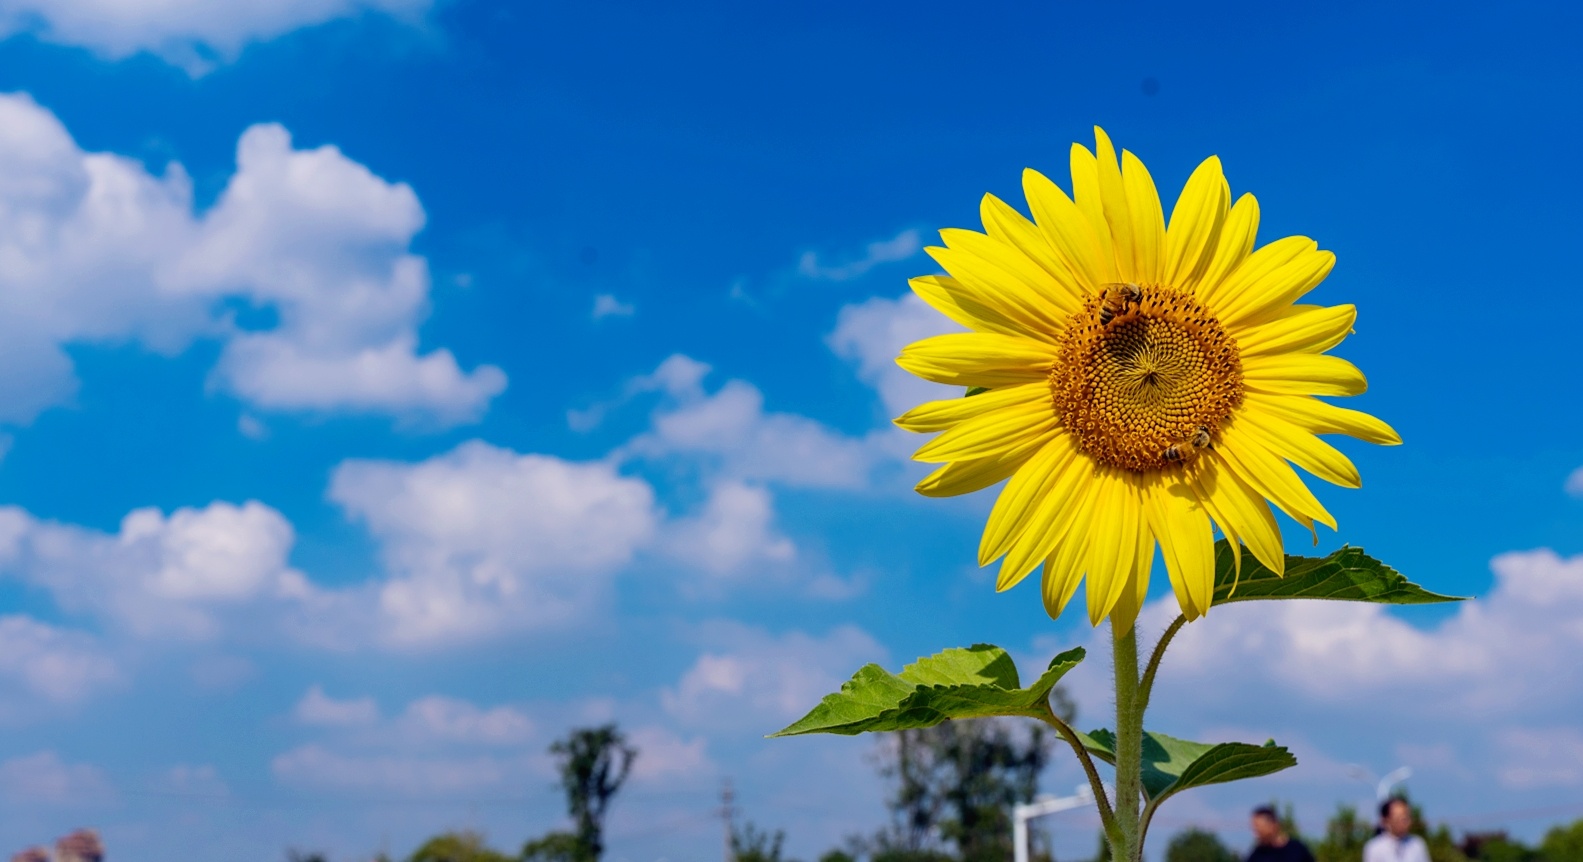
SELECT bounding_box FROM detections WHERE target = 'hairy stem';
[1137,614,1186,719]
[1113,620,1143,862]
[1037,704,1119,845]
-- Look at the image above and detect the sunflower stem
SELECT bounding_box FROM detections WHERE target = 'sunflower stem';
[1112,619,1143,862]
[1137,613,1186,719]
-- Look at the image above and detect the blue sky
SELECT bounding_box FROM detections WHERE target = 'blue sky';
[0,1,1579,860]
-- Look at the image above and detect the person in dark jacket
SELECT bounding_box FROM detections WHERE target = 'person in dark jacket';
[1247,805,1315,862]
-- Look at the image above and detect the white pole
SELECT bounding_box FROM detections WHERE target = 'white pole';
[1013,785,1094,862]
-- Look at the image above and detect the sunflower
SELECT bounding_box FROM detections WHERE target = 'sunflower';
[894,128,1399,633]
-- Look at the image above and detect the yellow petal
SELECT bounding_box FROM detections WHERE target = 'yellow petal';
[1237,408,1362,489]
[1086,469,1141,625]
[1144,475,1214,620]
[1121,149,1166,285]
[1245,392,1402,446]
[1108,520,1155,636]
[928,238,1068,337]
[911,398,1058,463]
[1195,192,1259,303]
[895,381,1048,433]
[1235,304,1356,357]
[909,275,1022,338]
[1092,128,1139,283]
[1164,156,1229,290]
[1022,168,1113,288]
[981,432,1080,564]
[1216,241,1336,329]
[1041,513,1093,620]
[979,194,1087,314]
[1191,461,1284,576]
[915,437,1047,498]
[896,332,1057,388]
[1216,420,1335,532]
[996,448,1097,589]
[1069,142,1117,278]
[1242,353,1368,397]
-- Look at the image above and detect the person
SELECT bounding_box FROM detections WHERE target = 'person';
[1363,798,1430,862]
[1247,805,1315,862]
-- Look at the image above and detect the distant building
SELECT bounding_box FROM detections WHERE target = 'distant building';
[55,831,104,862]
[9,849,49,862]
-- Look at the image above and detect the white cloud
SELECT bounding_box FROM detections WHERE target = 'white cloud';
[295,685,379,727]
[592,293,636,320]
[396,695,535,745]
[0,751,113,805]
[627,726,712,782]
[156,763,229,798]
[661,623,887,732]
[0,94,503,428]
[0,500,310,640]
[0,615,119,702]
[623,362,883,490]
[1566,465,1583,497]
[827,291,963,419]
[0,0,433,72]
[271,744,519,795]
[665,480,795,577]
[1496,727,1583,789]
[329,440,660,647]
[798,229,922,282]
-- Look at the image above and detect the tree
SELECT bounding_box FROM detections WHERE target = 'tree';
[873,717,1054,862]
[733,821,793,862]
[1314,805,1370,862]
[1165,828,1237,862]
[1540,819,1583,862]
[537,724,637,862]
[406,832,514,862]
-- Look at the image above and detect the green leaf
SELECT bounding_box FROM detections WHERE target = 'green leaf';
[770,645,1084,737]
[1211,540,1462,607]
[964,386,990,397]
[1078,729,1296,802]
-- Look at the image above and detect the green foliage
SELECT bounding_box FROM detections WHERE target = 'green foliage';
[772,645,1084,737]
[286,852,330,862]
[520,832,582,862]
[817,851,858,862]
[1164,828,1238,862]
[1541,819,1583,862]
[732,821,793,862]
[1079,729,1295,804]
[406,832,514,862]
[1313,805,1369,862]
[546,724,637,862]
[1209,541,1460,607]
[870,719,1053,862]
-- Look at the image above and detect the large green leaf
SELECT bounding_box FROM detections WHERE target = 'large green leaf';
[1079,729,1296,802]
[1211,541,1460,607]
[770,645,1084,737]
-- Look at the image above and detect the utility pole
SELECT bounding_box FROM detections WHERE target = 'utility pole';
[720,778,736,862]
[1014,785,1093,862]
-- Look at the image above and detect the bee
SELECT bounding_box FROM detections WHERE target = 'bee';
[1162,426,1213,463]
[1097,282,1143,325]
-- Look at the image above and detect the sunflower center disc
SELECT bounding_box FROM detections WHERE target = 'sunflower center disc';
[1050,284,1244,472]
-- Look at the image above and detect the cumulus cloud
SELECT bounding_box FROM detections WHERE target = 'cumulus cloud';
[592,294,636,320]
[798,229,922,282]
[295,685,379,727]
[661,622,887,732]
[0,750,113,805]
[1566,465,1583,497]
[0,500,311,640]
[827,291,962,419]
[0,0,433,72]
[271,744,519,795]
[0,93,503,428]
[627,725,712,782]
[329,440,660,647]
[664,480,795,577]
[0,616,119,702]
[396,695,535,746]
[622,358,884,490]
